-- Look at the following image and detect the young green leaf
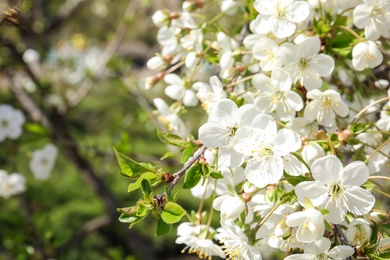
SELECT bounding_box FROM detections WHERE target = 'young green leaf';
[161,202,187,224]
[128,172,162,193]
[141,179,152,197]
[183,163,202,189]
[155,217,173,236]
[157,128,189,147]
[115,148,155,179]
[180,144,196,164]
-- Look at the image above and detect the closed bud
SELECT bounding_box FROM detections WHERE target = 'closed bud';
[241,192,252,203]
[338,128,353,145]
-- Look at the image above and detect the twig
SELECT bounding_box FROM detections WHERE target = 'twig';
[334,224,353,260]
[169,145,207,190]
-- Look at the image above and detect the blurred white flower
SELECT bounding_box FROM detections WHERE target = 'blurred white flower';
[352,41,383,71]
[0,104,25,142]
[29,144,58,180]
[353,0,390,40]
[0,170,26,199]
[286,208,325,243]
[164,74,198,107]
[153,98,188,138]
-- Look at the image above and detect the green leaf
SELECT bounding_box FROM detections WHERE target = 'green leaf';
[118,206,147,228]
[362,181,375,191]
[115,148,155,179]
[141,179,152,197]
[183,163,202,189]
[161,151,176,160]
[210,170,224,179]
[161,202,187,224]
[324,220,332,233]
[128,172,161,193]
[157,128,188,147]
[284,173,309,186]
[180,145,196,164]
[25,123,49,135]
[155,217,173,236]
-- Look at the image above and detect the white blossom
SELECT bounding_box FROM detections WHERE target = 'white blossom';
[352,41,383,71]
[295,155,376,224]
[0,170,26,199]
[29,144,58,180]
[0,104,25,142]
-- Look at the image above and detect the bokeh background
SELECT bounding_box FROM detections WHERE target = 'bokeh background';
[0,0,204,259]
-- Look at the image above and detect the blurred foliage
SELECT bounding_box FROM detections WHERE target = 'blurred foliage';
[0,0,203,259]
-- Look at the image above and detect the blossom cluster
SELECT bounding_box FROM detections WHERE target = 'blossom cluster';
[0,104,58,198]
[142,0,390,259]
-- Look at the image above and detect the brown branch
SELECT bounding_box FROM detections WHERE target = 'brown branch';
[334,224,353,260]
[169,145,207,190]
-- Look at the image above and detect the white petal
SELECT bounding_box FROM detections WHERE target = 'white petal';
[345,187,375,216]
[245,156,284,188]
[198,122,228,148]
[327,245,355,259]
[273,129,301,156]
[311,155,342,184]
[342,161,369,186]
[209,99,237,122]
[310,54,335,77]
[299,37,320,58]
[295,181,328,207]
[304,237,330,254]
[273,19,296,38]
[251,114,277,135]
[287,1,310,22]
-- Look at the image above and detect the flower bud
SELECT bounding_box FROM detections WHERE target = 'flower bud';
[147,56,167,71]
[152,9,170,27]
[338,128,353,145]
[241,192,252,203]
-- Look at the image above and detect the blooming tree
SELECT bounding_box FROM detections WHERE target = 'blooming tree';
[1,0,390,259]
[114,0,390,259]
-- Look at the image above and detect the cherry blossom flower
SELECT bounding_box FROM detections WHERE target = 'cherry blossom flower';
[0,104,25,142]
[29,144,58,180]
[286,208,325,243]
[352,41,384,71]
[252,37,281,71]
[252,0,310,38]
[153,98,188,138]
[284,237,354,260]
[302,142,325,167]
[278,36,335,90]
[346,218,372,246]
[353,0,390,40]
[199,99,262,167]
[216,222,262,260]
[232,114,301,188]
[253,68,303,121]
[176,222,225,259]
[164,74,198,107]
[295,155,376,224]
[304,89,349,130]
[193,76,227,113]
[0,170,26,199]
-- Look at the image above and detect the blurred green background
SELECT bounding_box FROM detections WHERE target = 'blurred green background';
[0,0,205,259]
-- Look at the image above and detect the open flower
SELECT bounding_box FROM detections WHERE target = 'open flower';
[0,104,25,142]
[304,89,349,129]
[0,170,26,199]
[199,99,262,167]
[284,237,354,260]
[252,0,310,38]
[153,98,188,138]
[278,36,335,90]
[253,69,303,122]
[232,114,301,188]
[352,41,383,71]
[164,74,198,107]
[176,222,225,259]
[216,222,262,260]
[286,208,325,243]
[29,144,58,180]
[295,155,376,224]
[353,0,390,40]
[346,218,372,246]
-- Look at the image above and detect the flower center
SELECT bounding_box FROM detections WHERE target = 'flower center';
[1,119,9,128]
[315,253,328,260]
[299,58,309,71]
